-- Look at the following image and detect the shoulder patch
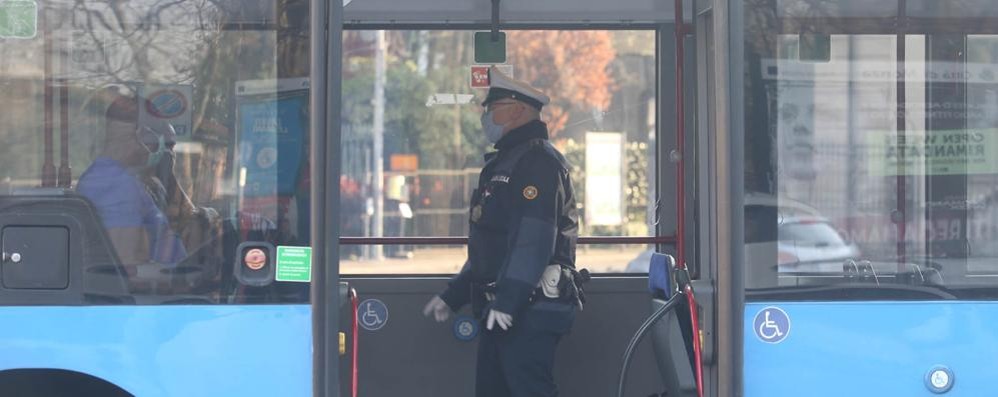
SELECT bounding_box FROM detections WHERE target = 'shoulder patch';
[523,185,539,200]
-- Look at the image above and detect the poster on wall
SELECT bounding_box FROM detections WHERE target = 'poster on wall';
[236,78,308,198]
[235,78,310,240]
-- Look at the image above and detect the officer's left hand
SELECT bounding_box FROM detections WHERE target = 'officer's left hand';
[486,309,513,331]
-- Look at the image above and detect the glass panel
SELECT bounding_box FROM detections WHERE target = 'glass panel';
[745,5,998,299]
[340,30,657,268]
[775,0,897,18]
[0,1,309,304]
[908,0,998,18]
[966,35,998,277]
[341,244,651,274]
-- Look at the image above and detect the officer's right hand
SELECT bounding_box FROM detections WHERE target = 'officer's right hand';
[422,295,451,322]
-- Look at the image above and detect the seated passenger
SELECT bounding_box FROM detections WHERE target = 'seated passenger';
[77,89,187,266]
[136,115,222,265]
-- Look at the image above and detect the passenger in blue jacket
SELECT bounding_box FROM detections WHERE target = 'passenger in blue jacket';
[424,66,581,397]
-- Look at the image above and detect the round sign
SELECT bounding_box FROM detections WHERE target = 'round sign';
[453,315,479,341]
[244,248,267,270]
[753,306,791,344]
[145,89,188,119]
[358,299,389,331]
[925,366,954,394]
[256,147,278,169]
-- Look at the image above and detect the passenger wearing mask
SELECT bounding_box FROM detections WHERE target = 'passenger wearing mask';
[77,88,187,267]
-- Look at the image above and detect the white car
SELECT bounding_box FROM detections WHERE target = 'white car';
[626,194,861,287]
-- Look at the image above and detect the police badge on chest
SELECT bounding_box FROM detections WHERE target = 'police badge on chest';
[471,174,511,224]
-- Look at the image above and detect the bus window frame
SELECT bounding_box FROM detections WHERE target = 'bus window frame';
[337,25,682,275]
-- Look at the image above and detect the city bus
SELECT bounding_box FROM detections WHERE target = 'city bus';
[2,0,998,396]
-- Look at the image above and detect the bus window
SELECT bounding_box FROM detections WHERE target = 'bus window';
[744,1,998,298]
[339,30,659,274]
[0,1,309,304]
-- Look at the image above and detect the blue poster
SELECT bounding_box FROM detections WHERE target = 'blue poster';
[238,94,308,197]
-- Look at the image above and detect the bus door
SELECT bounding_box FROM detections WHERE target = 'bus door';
[330,1,709,396]
[742,1,998,395]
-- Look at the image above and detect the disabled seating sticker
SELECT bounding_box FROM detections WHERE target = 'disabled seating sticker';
[753,306,791,344]
[453,315,479,341]
[358,299,389,331]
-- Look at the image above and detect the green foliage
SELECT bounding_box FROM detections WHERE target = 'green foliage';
[343,44,487,170]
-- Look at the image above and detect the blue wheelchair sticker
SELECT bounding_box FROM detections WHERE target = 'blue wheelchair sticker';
[453,315,479,341]
[358,299,389,331]
[925,366,955,394]
[753,306,791,343]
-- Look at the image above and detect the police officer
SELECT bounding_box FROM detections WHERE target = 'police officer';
[423,67,581,397]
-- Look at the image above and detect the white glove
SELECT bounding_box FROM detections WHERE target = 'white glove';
[486,309,513,331]
[422,295,451,322]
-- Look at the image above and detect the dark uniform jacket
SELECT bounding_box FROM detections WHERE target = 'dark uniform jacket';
[440,120,579,334]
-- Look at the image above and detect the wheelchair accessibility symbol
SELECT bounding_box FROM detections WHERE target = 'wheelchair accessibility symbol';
[753,306,790,343]
[358,299,389,331]
[453,315,479,341]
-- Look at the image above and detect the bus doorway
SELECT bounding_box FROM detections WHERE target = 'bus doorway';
[326,0,716,395]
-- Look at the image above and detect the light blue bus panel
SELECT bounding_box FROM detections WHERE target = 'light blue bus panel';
[0,305,311,397]
[744,302,998,396]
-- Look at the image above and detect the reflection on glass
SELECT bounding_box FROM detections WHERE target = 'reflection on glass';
[0,1,309,304]
[745,4,998,298]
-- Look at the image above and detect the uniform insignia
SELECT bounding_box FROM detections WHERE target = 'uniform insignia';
[491,175,510,184]
[522,186,538,200]
[471,205,483,222]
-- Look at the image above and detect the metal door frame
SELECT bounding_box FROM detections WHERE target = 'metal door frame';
[710,0,744,396]
[311,0,344,395]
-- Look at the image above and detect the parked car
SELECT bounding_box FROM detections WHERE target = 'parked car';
[626,194,861,287]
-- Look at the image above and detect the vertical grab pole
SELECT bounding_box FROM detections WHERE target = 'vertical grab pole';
[895,0,908,271]
[491,0,501,41]
[42,12,56,188]
[675,0,687,271]
[59,80,72,188]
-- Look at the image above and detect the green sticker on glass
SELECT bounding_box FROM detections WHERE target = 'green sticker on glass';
[276,246,312,282]
[867,129,998,176]
[0,1,37,39]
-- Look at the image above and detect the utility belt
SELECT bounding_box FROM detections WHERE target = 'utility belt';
[478,264,592,310]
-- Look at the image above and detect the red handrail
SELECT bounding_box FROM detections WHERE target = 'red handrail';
[350,289,359,397]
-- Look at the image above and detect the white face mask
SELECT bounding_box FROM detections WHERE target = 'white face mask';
[480,110,505,144]
[106,121,166,169]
